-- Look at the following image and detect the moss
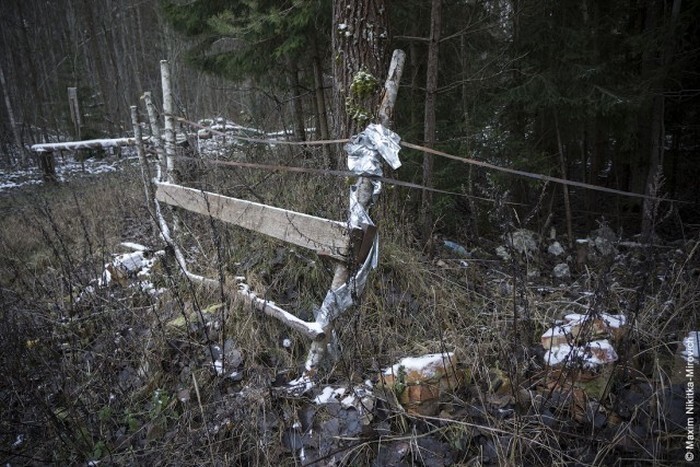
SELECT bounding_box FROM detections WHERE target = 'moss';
[345,69,380,126]
[349,70,379,98]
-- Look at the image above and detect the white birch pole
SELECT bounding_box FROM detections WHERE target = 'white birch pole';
[31,138,139,152]
[141,91,165,179]
[142,91,215,286]
[160,60,176,183]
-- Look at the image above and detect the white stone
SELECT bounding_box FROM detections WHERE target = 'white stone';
[553,263,570,278]
[548,241,565,256]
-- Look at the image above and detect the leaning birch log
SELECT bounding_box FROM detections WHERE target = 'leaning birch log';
[155,196,217,286]
[304,49,406,374]
[236,280,325,340]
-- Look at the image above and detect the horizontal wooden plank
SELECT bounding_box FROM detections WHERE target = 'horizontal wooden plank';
[155,182,351,261]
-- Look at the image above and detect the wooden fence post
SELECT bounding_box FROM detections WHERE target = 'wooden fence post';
[141,90,215,286]
[130,105,156,233]
[68,86,82,140]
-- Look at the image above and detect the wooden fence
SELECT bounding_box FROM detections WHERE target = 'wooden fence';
[29,52,406,387]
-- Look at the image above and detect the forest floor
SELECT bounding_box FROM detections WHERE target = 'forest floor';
[0,150,698,466]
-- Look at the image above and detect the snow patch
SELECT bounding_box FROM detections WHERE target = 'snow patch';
[383,352,455,378]
[542,313,625,368]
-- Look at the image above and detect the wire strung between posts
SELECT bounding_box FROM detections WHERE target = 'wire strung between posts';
[172,116,684,204]
[171,155,524,206]
[399,141,680,204]
[172,115,349,147]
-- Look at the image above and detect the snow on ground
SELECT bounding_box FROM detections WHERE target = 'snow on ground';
[0,153,135,194]
[1,117,305,194]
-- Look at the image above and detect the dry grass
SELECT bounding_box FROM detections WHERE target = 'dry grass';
[1,151,697,465]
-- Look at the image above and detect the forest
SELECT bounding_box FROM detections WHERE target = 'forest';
[1,0,699,465]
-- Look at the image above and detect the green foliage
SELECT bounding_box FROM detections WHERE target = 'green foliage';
[161,0,330,82]
[160,0,233,36]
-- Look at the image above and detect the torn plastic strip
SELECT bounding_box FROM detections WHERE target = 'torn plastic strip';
[348,188,374,231]
[346,124,401,229]
[345,124,402,198]
[346,123,402,171]
[315,234,379,327]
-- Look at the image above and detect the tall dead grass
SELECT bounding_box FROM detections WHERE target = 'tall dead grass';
[1,148,697,465]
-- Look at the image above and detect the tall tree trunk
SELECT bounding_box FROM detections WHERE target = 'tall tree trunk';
[311,36,331,165]
[331,0,389,156]
[312,54,331,166]
[641,0,682,238]
[287,59,306,142]
[460,32,478,236]
[312,58,329,140]
[81,0,114,134]
[590,115,606,219]
[0,61,26,165]
[554,113,574,248]
[15,0,47,145]
[101,18,124,128]
[420,0,442,242]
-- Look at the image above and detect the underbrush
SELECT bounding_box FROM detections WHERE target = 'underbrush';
[1,158,697,466]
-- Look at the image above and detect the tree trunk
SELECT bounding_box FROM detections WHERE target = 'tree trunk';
[15,0,48,146]
[641,0,682,238]
[554,113,574,248]
[420,0,442,242]
[286,59,306,142]
[312,55,330,142]
[586,114,605,227]
[81,0,114,134]
[142,91,165,179]
[0,61,25,165]
[306,49,405,375]
[101,18,124,128]
[311,37,331,165]
[331,0,389,156]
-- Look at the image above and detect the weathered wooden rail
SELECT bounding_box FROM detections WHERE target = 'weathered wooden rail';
[30,137,143,153]
[154,182,352,261]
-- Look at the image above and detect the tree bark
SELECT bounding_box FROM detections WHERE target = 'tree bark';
[0,61,25,165]
[641,0,682,238]
[81,0,114,134]
[420,0,442,242]
[286,59,306,142]
[331,0,389,149]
